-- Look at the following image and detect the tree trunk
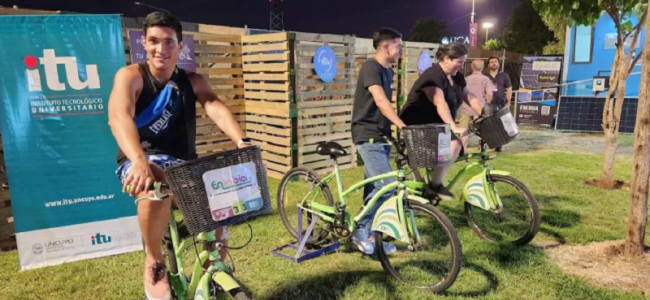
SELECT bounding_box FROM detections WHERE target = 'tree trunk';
[601,129,619,188]
[600,51,624,188]
[625,3,650,257]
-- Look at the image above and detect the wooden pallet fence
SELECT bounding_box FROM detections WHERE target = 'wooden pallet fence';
[242,32,292,179]
[293,32,357,174]
[193,30,245,156]
[123,27,245,157]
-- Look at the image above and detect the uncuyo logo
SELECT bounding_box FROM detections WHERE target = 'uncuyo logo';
[211,174,253,191]
[24,49,100,92]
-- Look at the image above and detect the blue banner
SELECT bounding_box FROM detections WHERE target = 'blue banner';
[0,14,141,270]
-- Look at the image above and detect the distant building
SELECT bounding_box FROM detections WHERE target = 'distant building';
[557,13,645,132]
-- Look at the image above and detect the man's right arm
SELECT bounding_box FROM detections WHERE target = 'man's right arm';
[368,86,406,129]
[107,67,153,195]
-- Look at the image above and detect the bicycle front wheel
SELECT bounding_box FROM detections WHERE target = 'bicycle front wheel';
[465,174,541,246]
[375,199,462,293]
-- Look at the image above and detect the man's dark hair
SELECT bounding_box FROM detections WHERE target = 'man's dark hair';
[488,56,500,64]
[143,11,183,42]
[373,28,402,49]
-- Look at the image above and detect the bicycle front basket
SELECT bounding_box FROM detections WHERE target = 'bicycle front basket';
[164,146,272,234]
[476,108,520,149]
[403,123,452,169]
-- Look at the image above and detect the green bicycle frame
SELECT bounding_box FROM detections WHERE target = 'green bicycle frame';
[299,163,427,236]
[424,153,508,211]
[166,210,240,300]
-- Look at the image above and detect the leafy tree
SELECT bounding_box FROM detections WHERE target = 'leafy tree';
[540,11,568,54]
[502,0,556,54]
[410,18,449,43]
[532,0,648,257]
[483,38,505,50]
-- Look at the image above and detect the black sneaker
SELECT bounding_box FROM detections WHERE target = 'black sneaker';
[433,185,454,201]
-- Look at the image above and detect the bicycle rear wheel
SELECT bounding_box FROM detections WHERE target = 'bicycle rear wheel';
[465,174,540,246]
[277,167,334,245]
[375,198,462,293]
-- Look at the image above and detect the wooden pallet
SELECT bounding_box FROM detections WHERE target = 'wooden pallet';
[192,30,245,156]
[242,32,292,179]
[293,33,357,174]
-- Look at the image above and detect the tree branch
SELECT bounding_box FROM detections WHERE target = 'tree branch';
[607,8,624,48]
[624,8,646,75]
[628,48,644,74]
[625,7,647,41]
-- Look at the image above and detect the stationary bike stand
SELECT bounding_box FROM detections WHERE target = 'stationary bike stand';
[271,207,339,263]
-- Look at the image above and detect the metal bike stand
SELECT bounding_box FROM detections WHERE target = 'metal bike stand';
[271,208,339,263]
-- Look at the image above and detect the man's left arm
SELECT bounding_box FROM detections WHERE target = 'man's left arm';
[191,73,250,148]
[504,74,513,107]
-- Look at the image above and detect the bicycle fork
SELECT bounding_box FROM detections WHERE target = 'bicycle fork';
[191,232,240,300]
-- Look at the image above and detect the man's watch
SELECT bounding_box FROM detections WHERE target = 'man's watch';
[238,138,252,147]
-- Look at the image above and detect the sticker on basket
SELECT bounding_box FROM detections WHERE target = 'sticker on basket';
[500,112,519,137]
[202,162,263,222]
[438,131,451,162]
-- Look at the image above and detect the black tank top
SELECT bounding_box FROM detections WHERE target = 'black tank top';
[117,62,197,163]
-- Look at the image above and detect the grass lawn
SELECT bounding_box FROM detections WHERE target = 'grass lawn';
[1,131,649,300]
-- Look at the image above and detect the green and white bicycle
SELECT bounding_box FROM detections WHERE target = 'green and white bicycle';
[277,127,464,293]
[131,182,249,300]
[406,124,541,246]
[127,146,273,300]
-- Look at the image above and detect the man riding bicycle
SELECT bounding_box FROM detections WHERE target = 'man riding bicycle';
[107,12,251,300]
[399,42,484,200]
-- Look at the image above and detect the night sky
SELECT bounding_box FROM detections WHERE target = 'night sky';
[1,0,521,39]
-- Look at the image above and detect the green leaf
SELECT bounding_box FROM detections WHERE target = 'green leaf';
[622,20,633,33]
[572,1,580,10]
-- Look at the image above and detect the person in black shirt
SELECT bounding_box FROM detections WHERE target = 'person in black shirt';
[487,56,512,152]
[400,42,483,200]
[350,28,406,255]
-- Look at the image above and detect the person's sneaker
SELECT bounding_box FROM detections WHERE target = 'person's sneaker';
[351,228,374,255]
[495,146,503,152]
[433,185,455,201]
[382,242,397,255]
[368,235,397,255]
[144,260,171,300]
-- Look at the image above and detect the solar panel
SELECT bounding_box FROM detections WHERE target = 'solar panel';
[556,96,637,133]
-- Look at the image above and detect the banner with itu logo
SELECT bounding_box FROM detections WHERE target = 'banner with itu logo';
[0,14,141,270]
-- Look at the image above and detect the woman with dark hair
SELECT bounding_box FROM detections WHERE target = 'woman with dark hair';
[399,42,484,200]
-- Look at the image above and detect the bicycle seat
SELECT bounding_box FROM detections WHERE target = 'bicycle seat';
[316,141,347,158]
